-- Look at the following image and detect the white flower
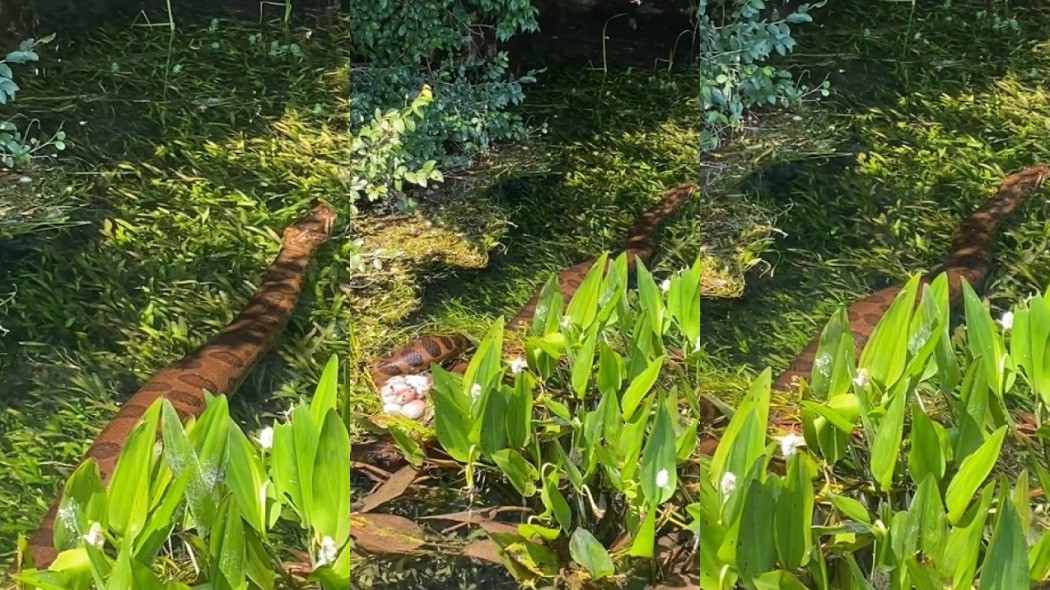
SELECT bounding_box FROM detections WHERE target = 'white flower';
[779,433,805,459]
[655,469,670,489]
[853,368,869,388]
[508,356,528,375]
[470,383,482,400]
[720,471,737,498]
[660,279,672,292]
[1000,311,1014,331]
[83,521,105,548]
[316,535,337,567]
[561,315,572,329]
[255,426,274,450]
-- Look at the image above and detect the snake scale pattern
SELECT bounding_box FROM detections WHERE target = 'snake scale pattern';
[772,164,1049,395]
[10,203,336,574]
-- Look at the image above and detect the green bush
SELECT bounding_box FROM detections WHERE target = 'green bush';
[11,357,352,590]
[699,273,1050,588]
[0,35,65,169]
[348,0,540,208]
[699,0,829,151]
[365,253,703,585]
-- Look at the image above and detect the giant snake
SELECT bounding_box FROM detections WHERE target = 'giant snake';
[767,164,1048,427]
[8,203,336,575]
[368,183,699,387]
[354,183,698,464]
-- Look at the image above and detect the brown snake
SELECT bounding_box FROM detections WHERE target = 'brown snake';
[353,183,697,467]
[9,203,336,575]
[367,182,699,388]
[770,164,1048,419]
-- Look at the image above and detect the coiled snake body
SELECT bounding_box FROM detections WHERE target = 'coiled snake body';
[10,204,336,574]
[368,183,699,389]
[353,183,697,467]
[772,165,1048,396]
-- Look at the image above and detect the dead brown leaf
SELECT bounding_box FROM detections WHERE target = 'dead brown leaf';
[349,513,427,555]
[353,465,419,513]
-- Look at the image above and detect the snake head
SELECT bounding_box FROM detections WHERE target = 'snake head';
[283,202,336,250]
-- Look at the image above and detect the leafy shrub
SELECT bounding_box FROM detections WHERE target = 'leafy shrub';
[364,253,703,585]
[1,34,66,169]
[11,357,351,589]
[699,0,829,151]
[348,0,540,208]
[699,273,1050,587]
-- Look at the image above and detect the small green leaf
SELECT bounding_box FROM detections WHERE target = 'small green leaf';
[945,426,1007,524]
[568,528,615,580]
[620,355,666,421]
[981,493,1029,590]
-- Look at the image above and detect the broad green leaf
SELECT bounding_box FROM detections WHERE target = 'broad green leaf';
[826,493,871,525]
[463,318,506,417]
[159,401,214,536]
[676,418,699,462]
[311,411,352,547]
[226,424,268,534]
[596,342,624,399]
[628,506,657,559]
[869,383,907,492]
[945,426,1007,524]
[736,476,778,584]
[636,259,665,335]
[133,467,192,563]
[809,307,854,401]
[531,275,564,337]
[640,402,678,505]
[565,253,609,330]
[54,459,107,552]
[505,374,533,449]
[570,329,598,397]
[309,354,340,423]
[1028,528,1050,583]
[904,556,945,590]
[908,473,947,558]
[902,277,949,382]
[963,280,1006,398]
[540,466,571,531]
[667,256,701,344]
[491,449,538,497]
[753,570,809,590]
[859,277,920,388]
[568,528,614,580]
[478,384,509,456]
[981,494,1029,590]
[107,399,162,542]
[620,354,665,421]
[430,365,473,462]
[387,425,424,468]
[711,369,771,489]
[209,498,247,590]
[775,454,813,569]
[290,404,320,529]
[907,405,947,486]
[944,483,994,589]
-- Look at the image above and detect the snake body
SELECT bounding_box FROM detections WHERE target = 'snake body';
[368,183,698,388]
[773,165,1048,395]
[11,203,336,573]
